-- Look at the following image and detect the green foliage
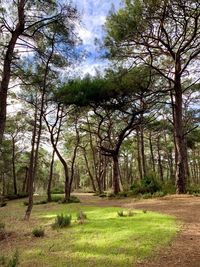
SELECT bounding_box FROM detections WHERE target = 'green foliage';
[117,210,125,217]
[68,195,80,203]
[51,187,64,194]
[34,200,48,205]
[51,195,63,203]
[8,250,19,267]
[187,184,200,195]
[32,227,45,237]
[131,175,162,195]
[0,222,5,230]
[6,193,28,200]
[0,201,7,207]
[161,182,176,194]
[52,214,71,229]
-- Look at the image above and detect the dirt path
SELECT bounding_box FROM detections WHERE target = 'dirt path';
[76,193,200,267]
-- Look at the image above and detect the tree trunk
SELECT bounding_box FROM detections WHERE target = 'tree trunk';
[82,149,97,192]
[174,67,186,194]
[157,135,164,182]
[136,129,143,180]
[47,149,55,202]
[0,0,25,146]
[12,137,17,195]
[112,154,120,194]
[149,131,155,173]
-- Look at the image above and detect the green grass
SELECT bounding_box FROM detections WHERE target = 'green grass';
[0,197,179,267]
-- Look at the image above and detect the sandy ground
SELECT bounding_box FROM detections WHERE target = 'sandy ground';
[75,193,200,267]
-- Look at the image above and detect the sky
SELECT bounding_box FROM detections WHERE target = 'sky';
[70,0,122,76]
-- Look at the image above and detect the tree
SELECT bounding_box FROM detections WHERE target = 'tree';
[0,0,78,146]
[104,0,200,193]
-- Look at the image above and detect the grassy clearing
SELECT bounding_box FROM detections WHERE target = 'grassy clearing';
[0,197,179,267]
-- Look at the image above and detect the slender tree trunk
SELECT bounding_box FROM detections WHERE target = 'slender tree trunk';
[136,129,143,180]
[140,125,146,178]
[149,131,155,172]
[174,66,186,193]
[0,0,25,146]
[112,154,120,194]
[24,107,37,220]
[47,149,55,202]
[22,167,28,193]
[82,149,97,192]
[12,137,17,195]
[157,135,164,182]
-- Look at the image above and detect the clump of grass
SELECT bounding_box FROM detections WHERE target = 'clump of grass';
[117,210,125,217]
[34,200,47,205]
[143,210,147,213]
[0,222,5,230]
[52,214,71,229]
[8,250,19,267]
[32,227,45,237]
[77,211,87,224]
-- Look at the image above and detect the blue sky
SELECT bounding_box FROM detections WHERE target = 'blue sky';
[70,0,122,76]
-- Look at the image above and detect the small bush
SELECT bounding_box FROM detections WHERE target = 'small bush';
[152,191,166,198]
[0,202,7,207]
[0,222,5,230]
[32,227,45,237]
[107,192,115,198]
[131,175,162,195]
[51,187,65,194]
[117,210,125,217]
[187,184,200,195]
[99,193,107,198]
[68,195,80,203]
[23,201,28,206]
[52,214,71,229]
[142,193,153,199]
[143,210,147,214]
[34,200,47,205]
[51,195,64,202]
[8,250,19,267]
[6,193,28,200]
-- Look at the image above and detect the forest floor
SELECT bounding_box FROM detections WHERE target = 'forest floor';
[76,193,200,267]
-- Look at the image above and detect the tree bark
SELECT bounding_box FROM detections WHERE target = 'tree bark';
[12,137,17,195]
[174,65,186,193]
[112,154,120,194]
[0,0,25,146]
[47,149,55,202]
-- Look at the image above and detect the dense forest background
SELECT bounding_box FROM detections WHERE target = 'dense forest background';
[0,0,200,219]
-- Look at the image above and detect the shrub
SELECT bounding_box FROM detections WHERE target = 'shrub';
[187,184,200,195]
[34,200,47,205]
[107,192,115,198]
[117,191,128,198]
[0,222,5,230]
[0,201,7,207]
[23,201,28,206]
[8,250,19,267]
[68,195,80,203]
[99,193,107,198]
[32,227,45,237]
[152,191,166,198]
[51,187,64,194]
[52,214,71,229]
[51,195,64,202]
[131,175,162,195]
[142,193,153,199]
[6,193,28,200]
[117,210,125,217]
[143,210,147,214]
